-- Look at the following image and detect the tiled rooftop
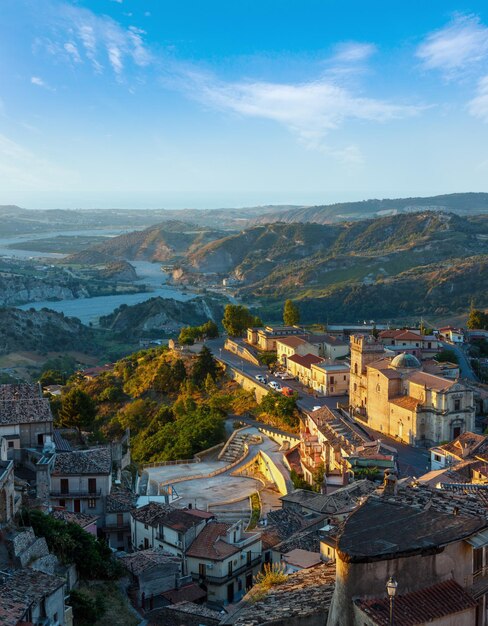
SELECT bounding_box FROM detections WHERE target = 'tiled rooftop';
[287,353,324,368]
[0,383,41,400]
[0,568,65,625]
[52,510,98,527]
[130,502,210,529]
[186,522,259,560]
[407,370,456,391]
[226,563,336,626]
[120,549,181,576]
[0,398,53,425]
[106,486,138,513]
[52,446,112,475]
[437,432,487,459]
[281,480,375,515]
[337,484,487,563]
[389,395,421,411]
[356,578,477,626]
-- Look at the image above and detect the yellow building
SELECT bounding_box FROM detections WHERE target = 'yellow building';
[311,362,349,396]
[246,325,304,351]
[349,335,475,446]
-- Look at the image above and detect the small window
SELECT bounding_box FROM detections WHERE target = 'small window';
[88,499,96,509]
[144,524,149,530]
[7,441,14,449]
[59,499,65,508]
[454,399,461,411]
[53,613,58,623]
[434,454,442,462]
[37,433,44,445]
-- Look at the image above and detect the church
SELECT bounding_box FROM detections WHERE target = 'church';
[349,334,475,447]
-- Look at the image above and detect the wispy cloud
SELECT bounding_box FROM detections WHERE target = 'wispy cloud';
[178,70,422,148]
[332,42,377,64]
[31,76,54,90]
[38,3,152,79]
[416,14,488,78]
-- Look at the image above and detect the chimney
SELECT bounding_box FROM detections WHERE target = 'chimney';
[383,469,398,496]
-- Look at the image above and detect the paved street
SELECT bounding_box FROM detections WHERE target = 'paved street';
[206,337,433,479]
[441,341,478,381]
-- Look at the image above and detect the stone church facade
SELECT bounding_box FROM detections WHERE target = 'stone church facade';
[349,335,475,447]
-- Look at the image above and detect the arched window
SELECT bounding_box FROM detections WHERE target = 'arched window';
[376,384,381,392]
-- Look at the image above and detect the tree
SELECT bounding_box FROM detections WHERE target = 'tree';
[467,307,488,330]
[192,346,219,386]
[435,349,459,364]
[39,369,65,387]
[283,299,300,326]
[222,304,262,337]
[58,388,97,437]
[201,320,219,338]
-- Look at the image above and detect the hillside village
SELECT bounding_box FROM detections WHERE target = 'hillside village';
[1,304,488,626]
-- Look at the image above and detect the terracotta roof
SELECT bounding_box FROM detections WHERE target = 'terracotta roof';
[120,549,180,575]
[53,447,112,475]
[439,432,487,459]
[52,510,98,527]
[163,508,210,532]
[276,336,308,349]
[355,579,477,626]
[389,395,421,411]
[288,353,324,368]
[407,371,456,391]
[186,522,259,560]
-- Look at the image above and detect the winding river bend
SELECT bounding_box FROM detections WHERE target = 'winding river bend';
[0,231,197,325]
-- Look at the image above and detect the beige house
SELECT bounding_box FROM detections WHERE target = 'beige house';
[186,520,262,605]
[311,362,349,396]
[349,335,475,446]
[247,325,304,351]
[276,336,314,365]
[287,353,324,386]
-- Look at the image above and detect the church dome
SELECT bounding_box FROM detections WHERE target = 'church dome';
[391,352,421,369]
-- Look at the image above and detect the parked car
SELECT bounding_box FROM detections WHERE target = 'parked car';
[281,386,294,396]
[268,381,283,391]
[255,374,266,384]
[280,373,294,380]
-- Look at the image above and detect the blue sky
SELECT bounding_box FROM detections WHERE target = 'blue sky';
[2,1,488,209]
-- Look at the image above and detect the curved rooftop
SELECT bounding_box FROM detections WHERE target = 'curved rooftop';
[391,352,421,370]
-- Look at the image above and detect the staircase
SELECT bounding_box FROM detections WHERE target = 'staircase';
[220,433,250,464]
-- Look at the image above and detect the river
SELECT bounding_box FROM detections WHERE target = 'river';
[0,230,198,325]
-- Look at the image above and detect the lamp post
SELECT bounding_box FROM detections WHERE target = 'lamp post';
[386,576,398,625]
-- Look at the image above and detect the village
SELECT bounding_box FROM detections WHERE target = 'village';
[1,316,488,626]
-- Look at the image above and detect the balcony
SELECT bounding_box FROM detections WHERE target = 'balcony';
[50,489,102,499]
[470,568,488,598]
[191,555,262,584]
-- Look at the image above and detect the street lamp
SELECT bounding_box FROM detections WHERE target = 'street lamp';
[386,576,398,625]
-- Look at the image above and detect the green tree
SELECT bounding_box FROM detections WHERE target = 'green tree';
[58,388,97,437]
[435,349,459,364]
[201,320,219,338]
[192,346,219,386]
[39,369,65,387]
[467,307,488,330]
[172,358,187,387]
[222,304,262,337]
[283,299,300,326]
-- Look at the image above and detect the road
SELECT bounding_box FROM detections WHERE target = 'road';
[206,337,432,478]
[205,337,346,412]
[441,341,478,381]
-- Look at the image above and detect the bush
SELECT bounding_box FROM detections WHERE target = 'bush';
[69,589,106,626]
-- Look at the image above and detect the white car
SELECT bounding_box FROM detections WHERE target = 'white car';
[280,373,294,380]
[255,374,266,384]
[268,381,283,391]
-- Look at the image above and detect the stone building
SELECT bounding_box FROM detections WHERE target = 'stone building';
[349,334,475,446]
[0,383,54,457]
[327,479,488,626]
[0,437,15,526]
[120,548,182,606]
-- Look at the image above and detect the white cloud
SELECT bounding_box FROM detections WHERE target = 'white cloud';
[64,41,82,64]
[416,14,488,78]
[40,3,152,78]
[181,71,422,148]
[31,76,54,90]
[468,75,488,122]
[332,42,377,64]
